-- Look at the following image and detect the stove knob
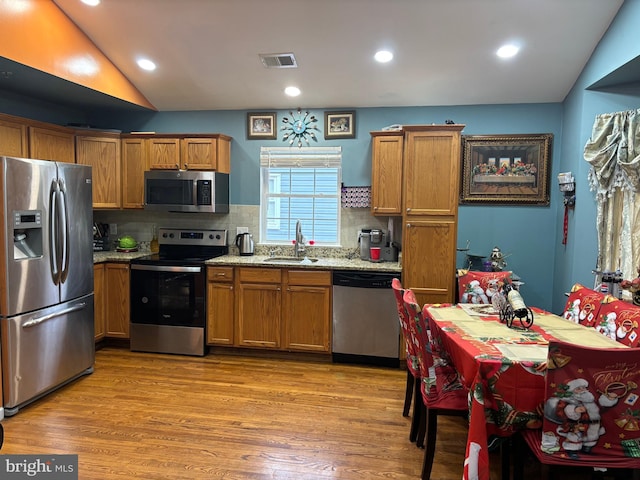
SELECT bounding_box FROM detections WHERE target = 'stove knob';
[209,234,214,239]
[162,233,168,238]
[169,233,175,238]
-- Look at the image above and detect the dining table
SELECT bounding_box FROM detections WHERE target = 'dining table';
[425,303,627,480]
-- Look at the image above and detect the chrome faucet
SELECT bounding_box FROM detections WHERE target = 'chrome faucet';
[294,219,306,258]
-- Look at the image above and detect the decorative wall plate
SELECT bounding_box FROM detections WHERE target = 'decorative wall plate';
[281,108,319,147]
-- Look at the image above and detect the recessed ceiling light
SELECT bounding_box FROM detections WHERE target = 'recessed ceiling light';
[496,44,520,59]
[81,0,101,6]
[137,58,156,71]
[374,50,393,63]
[284,86,301,97]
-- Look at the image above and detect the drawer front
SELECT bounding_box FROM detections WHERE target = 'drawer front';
[286,270,331,286]
[238,267,282,284]
[207,266,234,282]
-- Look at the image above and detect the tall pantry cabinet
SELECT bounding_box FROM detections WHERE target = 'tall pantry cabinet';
[402,125,464,306]
[372,125,464,307]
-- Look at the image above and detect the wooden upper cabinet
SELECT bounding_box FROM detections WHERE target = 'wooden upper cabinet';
[149,134,231,172]
[148,137,181,170]
[29,125,75,163]
[370,131,403,216]
[121,137,148,209]
[0,114,28,157]
[75,133,121,208]
[402,126,463,217]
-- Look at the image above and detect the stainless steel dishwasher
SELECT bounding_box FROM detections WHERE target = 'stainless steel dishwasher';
[332,270,400,367]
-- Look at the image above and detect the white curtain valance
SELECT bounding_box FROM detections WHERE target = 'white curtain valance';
[260,146,342,168]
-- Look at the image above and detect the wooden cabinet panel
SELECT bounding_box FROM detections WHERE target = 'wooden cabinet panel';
[207,267,235,345]
[403,220,457,306]
[0,116,28,157]
[93,263,106,342]
[181,137,217,170]
[401,125,464,307]
[371,132,403,216]
[283,282,331,352]
[76,134,121,208]
[148,137,181,169]
[149,135,231,172]
[28,125,75,163]
[121,137,147,209]
[236,267,281,349]
[403,128,461,217]
[105,263,130,338]
[236,281,281,349]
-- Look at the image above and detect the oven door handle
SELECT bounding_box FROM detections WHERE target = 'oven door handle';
[131,264,202,273]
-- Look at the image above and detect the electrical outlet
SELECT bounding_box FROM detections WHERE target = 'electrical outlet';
[109,223,117,236]
[236,227,248,236]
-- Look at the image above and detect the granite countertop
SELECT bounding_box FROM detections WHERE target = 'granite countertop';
[93,250,401,273]
[206,254,402,272]
[93,250,150,263]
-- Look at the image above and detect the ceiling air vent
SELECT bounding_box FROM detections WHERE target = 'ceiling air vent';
[259,53,298,69]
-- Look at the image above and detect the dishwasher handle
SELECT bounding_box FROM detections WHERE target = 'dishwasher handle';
[332,270,398,289]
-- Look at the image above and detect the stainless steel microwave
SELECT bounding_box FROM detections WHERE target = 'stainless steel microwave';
[144,170,229,213]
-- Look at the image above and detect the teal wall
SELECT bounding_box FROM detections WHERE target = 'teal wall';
[3,0,640,314]
[553,0,640,312]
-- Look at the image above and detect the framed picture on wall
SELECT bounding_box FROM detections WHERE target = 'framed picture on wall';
[324,111,356,139]
[460,133,553,205]
[247,112,277,139]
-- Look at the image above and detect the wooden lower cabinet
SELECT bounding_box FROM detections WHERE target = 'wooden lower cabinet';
[208,266,332,354]
[105,262,130,339]
[206,267,235,345]
[283,270,331,352]
[93,263,106,342]
[236,267,282,349]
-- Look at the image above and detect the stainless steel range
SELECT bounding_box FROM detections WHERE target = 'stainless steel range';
[129,228,228,356]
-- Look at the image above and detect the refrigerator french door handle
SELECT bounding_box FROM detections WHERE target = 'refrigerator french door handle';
[49,179,61,285]
[22,302,88,328]
[58,178,70,284]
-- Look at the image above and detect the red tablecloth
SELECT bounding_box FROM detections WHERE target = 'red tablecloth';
[426,304,625,480]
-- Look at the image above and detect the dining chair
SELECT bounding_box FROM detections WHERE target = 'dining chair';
[561,283,605,327]
[391,278,422,442]
[457,269,512,304]
[516,339,640,479]
[403,288,470,479]
[593,297,640,347]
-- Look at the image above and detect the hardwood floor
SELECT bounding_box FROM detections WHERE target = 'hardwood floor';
[0,348,505,479]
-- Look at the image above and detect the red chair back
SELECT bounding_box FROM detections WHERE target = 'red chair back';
[392,278,419,376]
[457,269,512,304]
[535,339,640,469]
[562,283,604,327]
[403,289,468,410]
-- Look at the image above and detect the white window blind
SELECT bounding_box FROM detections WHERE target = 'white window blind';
[260,147,342,246]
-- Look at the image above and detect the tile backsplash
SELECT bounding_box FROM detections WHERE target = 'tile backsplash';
[93,205,401,253]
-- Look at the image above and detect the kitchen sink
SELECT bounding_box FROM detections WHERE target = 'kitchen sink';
[263,256,319,264]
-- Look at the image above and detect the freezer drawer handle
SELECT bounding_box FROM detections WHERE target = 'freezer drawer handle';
[22,302,88,328]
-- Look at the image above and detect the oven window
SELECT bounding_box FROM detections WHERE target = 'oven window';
[131,269,205,327]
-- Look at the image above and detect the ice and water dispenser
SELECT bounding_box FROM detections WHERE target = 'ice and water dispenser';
[13,210,43,260]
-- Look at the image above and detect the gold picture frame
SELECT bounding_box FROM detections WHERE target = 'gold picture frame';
[247,112,277,140]
[460,133,553,205]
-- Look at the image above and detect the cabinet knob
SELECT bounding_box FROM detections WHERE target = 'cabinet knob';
[184,163,188,169]
[373,206,378,211]
[406,208,411,212]
[406,223,412,228]
[175,163,180,169]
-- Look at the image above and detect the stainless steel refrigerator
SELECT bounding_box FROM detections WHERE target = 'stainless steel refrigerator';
[0,156,94,418]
